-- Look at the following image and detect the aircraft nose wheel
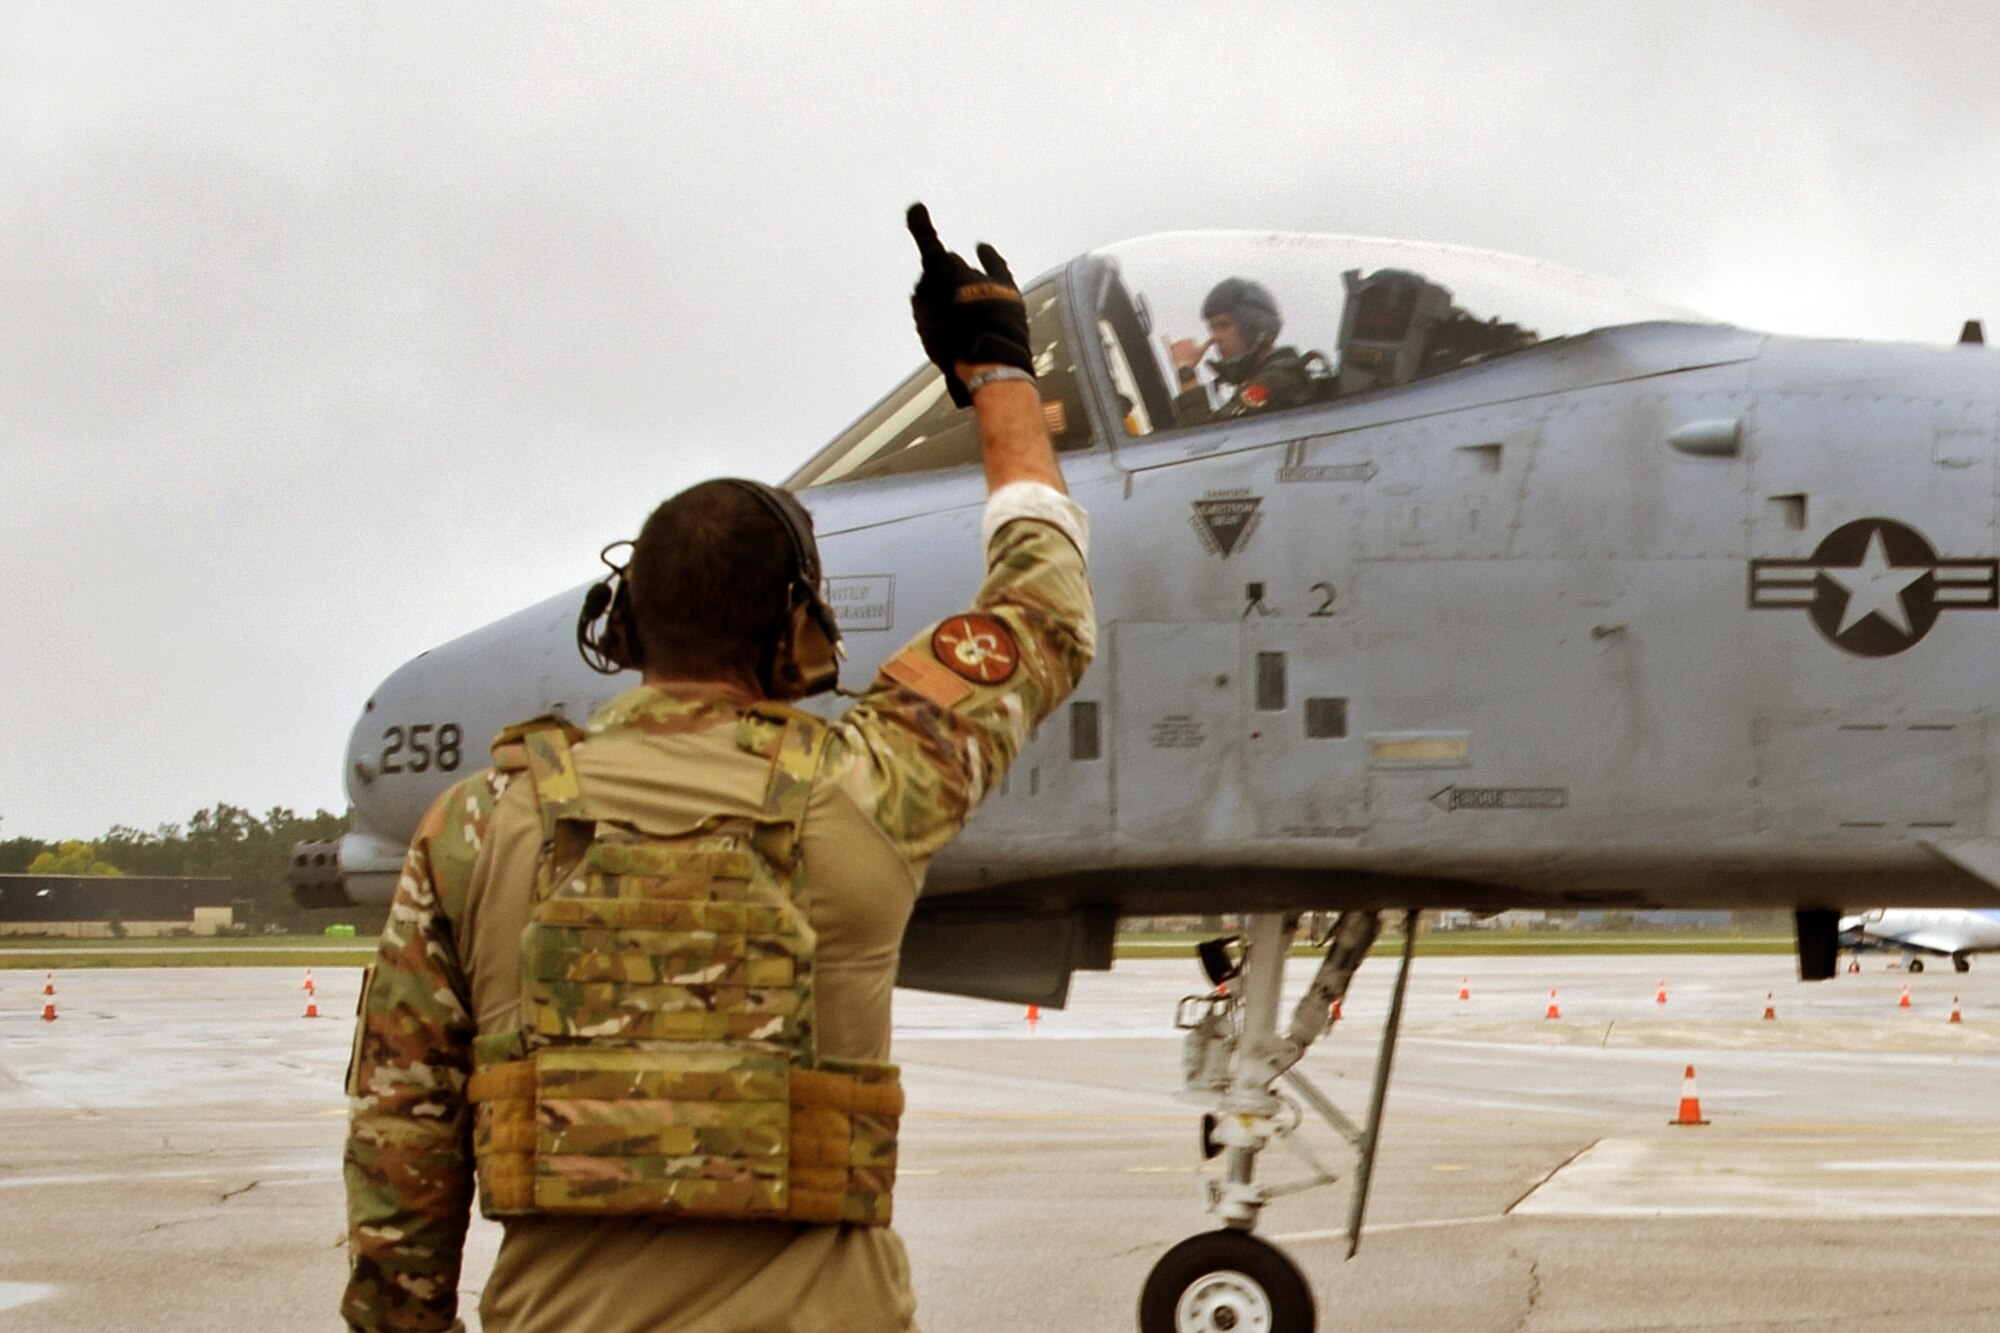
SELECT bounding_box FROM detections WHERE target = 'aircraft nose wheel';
[1139,1230,1315,1333]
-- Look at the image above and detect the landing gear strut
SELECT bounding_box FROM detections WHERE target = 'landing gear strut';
[1138,910,1419,1333]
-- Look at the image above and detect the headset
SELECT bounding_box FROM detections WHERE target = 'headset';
[576,480,844,700]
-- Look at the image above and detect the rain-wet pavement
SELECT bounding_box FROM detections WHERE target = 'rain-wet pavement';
[4,954,1999,1331]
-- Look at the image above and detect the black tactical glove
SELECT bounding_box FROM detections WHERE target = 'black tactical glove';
[906,203,1033,407]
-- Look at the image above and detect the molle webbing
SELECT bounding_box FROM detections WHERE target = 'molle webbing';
[469,1051,904,1223]
[467,709,901,1226]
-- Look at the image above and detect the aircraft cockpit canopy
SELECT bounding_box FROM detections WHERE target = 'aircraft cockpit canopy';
[789,231,1707,489]
[1088,231,1707,438]
[789,279,1096,490]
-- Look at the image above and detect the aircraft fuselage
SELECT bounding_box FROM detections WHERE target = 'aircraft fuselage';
[318,324,2000,920]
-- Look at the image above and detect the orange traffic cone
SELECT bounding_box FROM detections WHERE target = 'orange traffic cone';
[303,992,319,1019]
[1762,993,1776,1021]
[1672,1064,1709,1125]
[1951,997,1963,1024]
[1656,981,1668,1005]
[302,968,315,993]
[40,995,56,1022]
[1846,958,1860,975]
[1458,978,1470,1002]
[1545,989,1561,1020]
[1329,997,1344,1022]
[1899,984,1912,1010]
[42,972,54,997]
[1025,1004,1039,1029]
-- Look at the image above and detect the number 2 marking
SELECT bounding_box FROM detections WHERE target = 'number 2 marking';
[1309,583,1337,617]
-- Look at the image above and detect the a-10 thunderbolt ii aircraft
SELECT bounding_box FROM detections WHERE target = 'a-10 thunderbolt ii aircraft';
[294,229,2000,1332]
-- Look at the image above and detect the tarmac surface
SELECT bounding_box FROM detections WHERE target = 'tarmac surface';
[4,953,2000,1331]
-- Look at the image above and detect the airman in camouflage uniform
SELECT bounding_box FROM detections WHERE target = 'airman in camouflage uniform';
[343,208,1094,1333]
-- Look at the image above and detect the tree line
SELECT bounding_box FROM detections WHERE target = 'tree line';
[1,804,350,924]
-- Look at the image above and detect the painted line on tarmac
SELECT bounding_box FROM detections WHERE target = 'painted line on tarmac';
[1270,1215,1501,1244]
[0,1164,334,1190]
[917,1110,1184,1123]
[0,1283,53,1313]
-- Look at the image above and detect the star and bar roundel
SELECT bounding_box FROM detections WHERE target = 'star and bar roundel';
[1748,518,2000,656]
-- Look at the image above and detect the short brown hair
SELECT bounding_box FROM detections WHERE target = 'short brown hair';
[628,479,800,681]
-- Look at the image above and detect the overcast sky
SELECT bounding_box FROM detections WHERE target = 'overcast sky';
[5,2,2000,838]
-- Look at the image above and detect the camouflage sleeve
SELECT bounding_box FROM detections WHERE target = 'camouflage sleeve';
[830,509,1095,873]
[341,775,495,1332]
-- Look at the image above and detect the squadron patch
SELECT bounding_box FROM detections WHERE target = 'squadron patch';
[1241,383,1269,408]
[931,614,1020,685]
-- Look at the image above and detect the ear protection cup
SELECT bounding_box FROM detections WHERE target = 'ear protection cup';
[577,485,843,697]
[577,542,643,675]
[720,480,844,700]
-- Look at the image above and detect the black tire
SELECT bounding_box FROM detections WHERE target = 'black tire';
[1138,1229,1315,1333]
[1909,958,1925,974]
[1955,955,1972,974]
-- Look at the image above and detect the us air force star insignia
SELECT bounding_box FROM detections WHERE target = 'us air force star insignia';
[1748,517,2000,656]
[932,613,1019,685]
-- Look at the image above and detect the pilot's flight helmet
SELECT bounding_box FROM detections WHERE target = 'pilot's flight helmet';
[1201,277,1283,347]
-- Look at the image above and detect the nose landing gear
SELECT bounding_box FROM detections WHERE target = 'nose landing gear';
[1138,909,1420,1333]
[1138,1229,1314,1333]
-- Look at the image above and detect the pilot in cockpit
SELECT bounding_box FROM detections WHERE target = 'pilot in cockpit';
[1167,277,1317,423]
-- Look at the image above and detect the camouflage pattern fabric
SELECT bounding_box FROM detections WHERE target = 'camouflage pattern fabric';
[342,512,1094,1331]
[342,768,501,1331]
[468,713,838,1223]
[829,515,1096,877]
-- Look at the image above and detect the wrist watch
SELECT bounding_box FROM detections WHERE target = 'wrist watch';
[963,366,1035,396]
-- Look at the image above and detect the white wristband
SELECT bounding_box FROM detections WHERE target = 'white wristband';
[962,366,1035,396]
[984,481,1089,562]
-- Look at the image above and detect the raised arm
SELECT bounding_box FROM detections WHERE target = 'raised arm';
[905,202,1067,495]
[958,367,1067,494]
[822,208,1096,874]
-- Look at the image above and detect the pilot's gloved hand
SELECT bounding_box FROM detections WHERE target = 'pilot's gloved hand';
[906,203,1033,407]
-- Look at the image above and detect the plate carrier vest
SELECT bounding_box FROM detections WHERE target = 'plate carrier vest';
[465,708,902,1225]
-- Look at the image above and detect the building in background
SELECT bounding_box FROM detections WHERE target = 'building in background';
[0,875,238,937]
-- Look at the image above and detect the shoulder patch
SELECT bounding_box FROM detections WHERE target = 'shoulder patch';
[932,614,1020,685]
[491,714,586,764]
[1241,383,1269,408]
[882,648,973,709]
